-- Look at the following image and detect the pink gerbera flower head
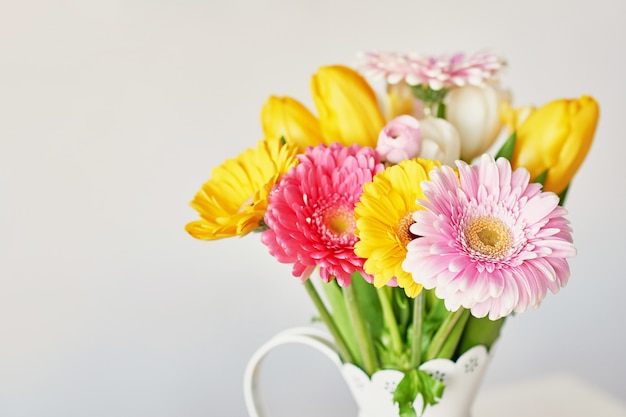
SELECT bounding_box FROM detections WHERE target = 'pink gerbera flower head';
[402,154,576,320]
[262,142,385,287]
[360,50,505,90]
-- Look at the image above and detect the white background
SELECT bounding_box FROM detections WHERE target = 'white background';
[1,1,625,416]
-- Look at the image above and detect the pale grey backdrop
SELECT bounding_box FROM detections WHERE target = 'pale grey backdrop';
[1,1,625,416]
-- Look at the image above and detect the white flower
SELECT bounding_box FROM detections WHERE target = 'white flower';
[445,84,507,161]
[418,116,461,166]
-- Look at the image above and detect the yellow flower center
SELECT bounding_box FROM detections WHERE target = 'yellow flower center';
[397,212,419,247]
[329,216,351,234]
[466,216,512,258]
[314,201,357,246]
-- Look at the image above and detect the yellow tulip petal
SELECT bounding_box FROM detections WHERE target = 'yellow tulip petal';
[501,101,535,136]
[385,82,417,120]
[261,95,325,153]
[512,95,599,194]
[311,65,385,148]
[546,96,599,193]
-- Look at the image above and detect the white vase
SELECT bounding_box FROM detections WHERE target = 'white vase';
[243,327,494,417]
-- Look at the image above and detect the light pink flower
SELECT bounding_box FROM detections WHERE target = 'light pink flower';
[376,115,422,164]
[361,50,505,90]
[262,143,384,286]
[402,154,576,320]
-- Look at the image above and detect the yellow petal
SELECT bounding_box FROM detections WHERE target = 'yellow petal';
[385,82,417,120]
[310,65,385,147]
[512,95,599,194]
[501,101,535,135]
[261,95,325,153]
[185,137,299,240]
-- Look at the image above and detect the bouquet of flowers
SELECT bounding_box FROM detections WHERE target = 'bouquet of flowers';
[186,50,599,416]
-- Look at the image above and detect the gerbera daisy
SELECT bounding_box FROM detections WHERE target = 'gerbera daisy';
[360,50,505,90]
[186,137,299,240]
[402,154,576,320]
[354,158,440,297]
[261,143,384,286]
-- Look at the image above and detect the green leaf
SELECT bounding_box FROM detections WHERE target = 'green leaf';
[558,184,570,205]
[394,370,419,417]
[494,131,516,161]
[533,170,548,186]
[458,315,505,354]
[393,369,446,416]
[416,370,445,411]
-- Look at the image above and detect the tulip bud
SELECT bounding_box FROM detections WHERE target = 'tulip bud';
[511,95,599,194]
[311,65,386,148]
[376,115,422,163]
[261,96,325,153]
[418,116,461,167]
[445,84,506,161]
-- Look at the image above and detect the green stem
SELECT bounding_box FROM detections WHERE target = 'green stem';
[377,286,403,356]
[424,308,467,361]
[343,284,378,375]
[303,280,354,364]
[320,281,362,365]
[436,309,470,360]
[410,292,424,369]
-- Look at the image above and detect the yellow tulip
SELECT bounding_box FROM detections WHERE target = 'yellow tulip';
[511,95,599,194]
[261,96,325,153]
[501,101,535,136]
[311,65,385,148]
[384,82,419,121]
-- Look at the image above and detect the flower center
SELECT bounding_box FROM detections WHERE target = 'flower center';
[329,216,351,234]
[313,201,357,246]
[397,212,420,247]
[465,216,512,259]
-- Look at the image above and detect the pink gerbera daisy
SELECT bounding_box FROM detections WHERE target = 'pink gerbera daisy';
[361,50,505,90]
[262,143,385,286]
[402,154,576,320]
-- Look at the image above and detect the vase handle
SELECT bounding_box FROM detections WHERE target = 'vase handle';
[243,327,342,417]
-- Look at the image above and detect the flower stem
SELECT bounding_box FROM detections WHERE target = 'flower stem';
[377,286,403,356]
[424,308,468,361]
[303,279,354,364]
[436,309,470,360]
[410,291,424,369]
[343,284,378,375]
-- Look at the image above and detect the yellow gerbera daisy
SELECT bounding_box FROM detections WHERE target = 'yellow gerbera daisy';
[186,137,299,240]
[354,158,440,297]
